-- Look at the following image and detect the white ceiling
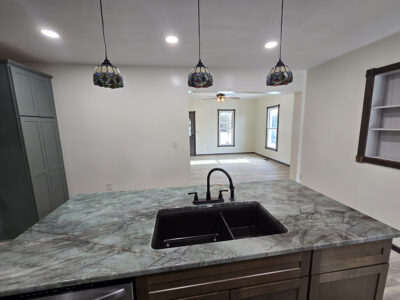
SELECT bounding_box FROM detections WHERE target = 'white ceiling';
[1,0,400,69]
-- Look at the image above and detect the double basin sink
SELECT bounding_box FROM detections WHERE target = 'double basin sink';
[151,201,287,249]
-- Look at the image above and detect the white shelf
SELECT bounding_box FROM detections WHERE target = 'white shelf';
[371,104,400,109]
[369,128,400,131]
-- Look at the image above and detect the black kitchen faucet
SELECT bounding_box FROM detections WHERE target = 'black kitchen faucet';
[188,168,235,205]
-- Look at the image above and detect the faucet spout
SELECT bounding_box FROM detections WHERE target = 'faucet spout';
[206,168,235,201]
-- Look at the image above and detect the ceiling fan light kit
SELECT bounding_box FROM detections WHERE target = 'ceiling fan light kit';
[266,0,293,86]
[93,0,124,89]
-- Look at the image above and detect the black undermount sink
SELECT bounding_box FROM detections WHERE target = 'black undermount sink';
[151,201,287,249]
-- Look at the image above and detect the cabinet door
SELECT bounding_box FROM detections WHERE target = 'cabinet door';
[230,278,308,300]
[10,66,39,116]
[176,291,229,300]
[20,117,53,218]
[40,118,68,208]
[309,264,389,300]
[33,76,56,117]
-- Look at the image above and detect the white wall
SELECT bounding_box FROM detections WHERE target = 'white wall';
[290,92,303,180]
[28,63,307,197]
[300,32,400,229]
[254,94,295,165]
[29,64,191,196]
[188,98,256,154]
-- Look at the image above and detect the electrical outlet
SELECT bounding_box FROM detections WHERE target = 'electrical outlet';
[106,183,112,191]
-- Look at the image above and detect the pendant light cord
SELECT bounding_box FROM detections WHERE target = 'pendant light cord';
[279,0,284,60]
[197,0,201,60]
[100,0,108,59]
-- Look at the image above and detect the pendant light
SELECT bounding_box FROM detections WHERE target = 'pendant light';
[266,0,293,86]
[188,0,213,88]
[93,0,124,89]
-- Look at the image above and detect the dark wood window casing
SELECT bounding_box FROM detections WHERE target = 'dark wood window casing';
[357,61,400,169]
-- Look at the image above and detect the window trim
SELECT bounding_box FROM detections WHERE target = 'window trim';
[217,109,235,147]
[265,105,280,151]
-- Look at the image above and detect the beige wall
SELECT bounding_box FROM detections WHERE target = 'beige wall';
[300,32,400,229]
[254,94,295,165]
[188,98,256,154]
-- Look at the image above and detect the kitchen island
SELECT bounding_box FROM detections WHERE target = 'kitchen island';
[0,180,399,299]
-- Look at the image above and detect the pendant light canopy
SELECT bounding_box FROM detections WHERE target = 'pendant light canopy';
[188,0,213,88]
[267,0,293,86]
[93,0,124,89]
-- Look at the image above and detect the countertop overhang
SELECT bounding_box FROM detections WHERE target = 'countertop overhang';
[0,180,399,297]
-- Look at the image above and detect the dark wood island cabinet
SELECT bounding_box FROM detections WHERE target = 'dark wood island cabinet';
[135,239,392,300]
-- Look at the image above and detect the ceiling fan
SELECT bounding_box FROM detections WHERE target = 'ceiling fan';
[202,93,240,103]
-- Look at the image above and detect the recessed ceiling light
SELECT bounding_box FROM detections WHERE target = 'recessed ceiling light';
[41,29,60,39]
[268,91,281,95]
[165,36,179,44]
[264,41,278,49]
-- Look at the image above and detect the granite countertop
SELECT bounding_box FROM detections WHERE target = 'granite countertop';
[0,180,399,297]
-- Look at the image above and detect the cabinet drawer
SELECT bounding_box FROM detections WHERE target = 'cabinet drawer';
[136,252,311,300]
[230,277,308,300]
[311,239,391,274]
[176,291,229,300]
[309,263,389,300]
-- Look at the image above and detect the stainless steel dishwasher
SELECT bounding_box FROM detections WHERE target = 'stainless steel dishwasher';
[34,283,134,300]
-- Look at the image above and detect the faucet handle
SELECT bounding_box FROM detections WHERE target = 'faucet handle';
[218,190,229,200]
[188,192,199,203]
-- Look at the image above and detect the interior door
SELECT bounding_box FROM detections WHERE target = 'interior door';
[189,111,196,156]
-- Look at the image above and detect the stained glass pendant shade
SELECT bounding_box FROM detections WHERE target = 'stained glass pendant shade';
[94,58,123,89]
[93,0,124,89]
[267,59,293,86]
[188,59,213,88]
[188,0,213,88]
[266,0,293,86]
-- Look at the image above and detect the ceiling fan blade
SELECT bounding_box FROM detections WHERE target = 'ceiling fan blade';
[226,97,241,99]
[201,97,216,100]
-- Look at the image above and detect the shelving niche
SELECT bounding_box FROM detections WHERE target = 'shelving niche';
[357,62,400,168]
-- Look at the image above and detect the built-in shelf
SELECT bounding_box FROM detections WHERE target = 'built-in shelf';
[371,104,400,109]
[357,61,400,169]
[369,128,400,131]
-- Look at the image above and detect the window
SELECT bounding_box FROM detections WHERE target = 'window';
[218,109,235,147]
[266,105,280,151]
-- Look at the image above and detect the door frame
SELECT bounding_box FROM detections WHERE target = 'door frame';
[189,111,196,156]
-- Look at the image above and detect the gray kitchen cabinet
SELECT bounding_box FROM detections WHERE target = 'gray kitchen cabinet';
[20,117,54,219]
[40,118,68,208]
[0,59,68,240]
[33,75,56,117]
[10,66,38,116]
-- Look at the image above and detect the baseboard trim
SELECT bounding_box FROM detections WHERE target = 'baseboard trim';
[253,153,290,167]
[195,152,254,156]
[392,243,400,254]
[193,152,290,167]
